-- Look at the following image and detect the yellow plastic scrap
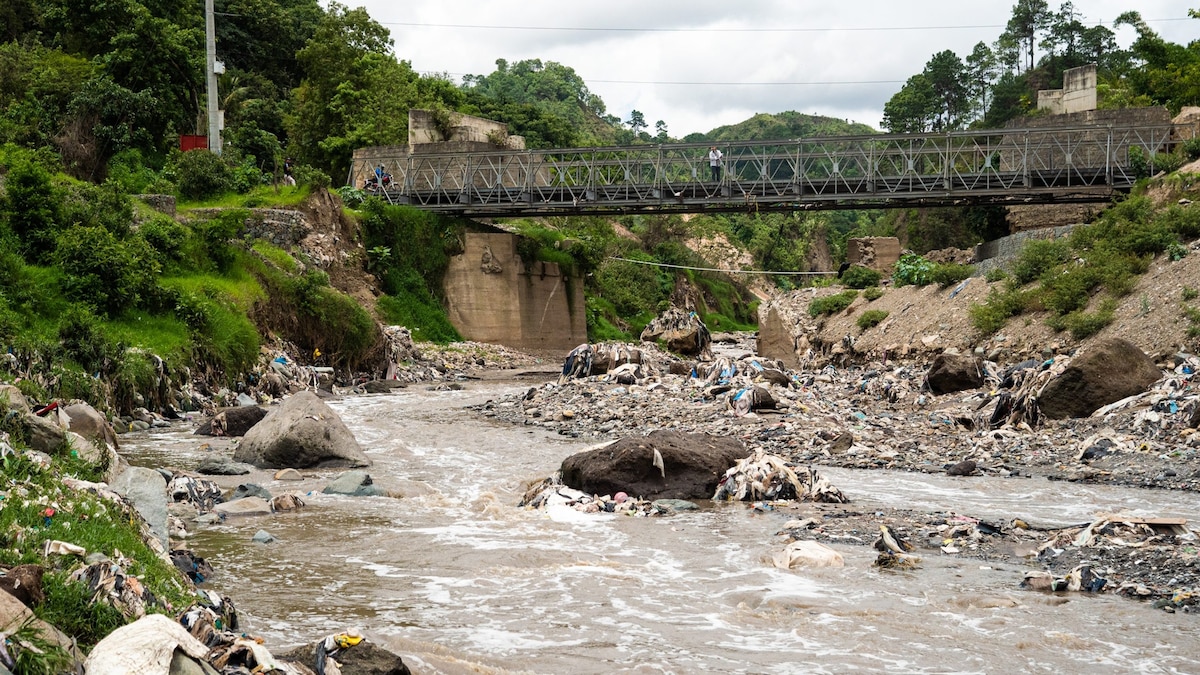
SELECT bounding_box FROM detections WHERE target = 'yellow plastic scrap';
[334,632,363,650]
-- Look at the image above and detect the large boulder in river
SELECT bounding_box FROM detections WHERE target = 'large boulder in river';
[924,352,984,395]
[232,391,370,469]
[560,430,747,500]
[1039,338,1162,419]
[193,405,268,436]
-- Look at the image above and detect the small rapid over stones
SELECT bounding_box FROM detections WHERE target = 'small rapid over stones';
[120,383,1200,674]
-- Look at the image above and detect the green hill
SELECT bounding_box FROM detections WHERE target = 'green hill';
[689,111,879,143]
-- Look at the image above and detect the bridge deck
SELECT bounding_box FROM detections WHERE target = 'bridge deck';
[352,124,1187,217]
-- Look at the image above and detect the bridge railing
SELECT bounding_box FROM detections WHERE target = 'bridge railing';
[368,123,1189,214]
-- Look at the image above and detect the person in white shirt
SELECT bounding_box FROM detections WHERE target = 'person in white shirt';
[708,146,723,182]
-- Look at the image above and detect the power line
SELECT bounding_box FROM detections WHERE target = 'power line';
[607,256,833,276]
[382,17,1191,34]
[421,70,903,87]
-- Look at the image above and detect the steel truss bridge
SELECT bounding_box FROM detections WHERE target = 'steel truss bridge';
[352,124,1188,218]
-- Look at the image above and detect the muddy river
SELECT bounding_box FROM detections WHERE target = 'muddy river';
[121,384,1200,674]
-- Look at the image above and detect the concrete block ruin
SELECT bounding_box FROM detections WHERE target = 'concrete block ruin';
[1038,64,1098,115]
[442,232,587,352]
[348,110,533,191]
[845,237,901,272]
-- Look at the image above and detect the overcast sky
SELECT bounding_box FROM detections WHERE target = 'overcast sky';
[353,1,1197,137]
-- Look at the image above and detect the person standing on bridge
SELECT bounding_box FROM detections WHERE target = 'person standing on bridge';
[708,146,723,182]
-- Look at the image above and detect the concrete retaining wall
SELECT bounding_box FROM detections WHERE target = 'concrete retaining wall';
[443,233,587,352]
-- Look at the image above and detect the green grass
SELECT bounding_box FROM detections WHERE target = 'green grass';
[377,293,462,344]
[176,183,311,211]
[107,311,191,358]
[159,270,266,311]
[251,241,299,274]
[0,451,195,649]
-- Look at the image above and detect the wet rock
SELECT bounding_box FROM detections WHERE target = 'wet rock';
[0,564,45,607]
[0,384,30,415]
[772,540,845,569]
[233,391,370,469]
[924,352,984,395]
[63,402,120,450]
[651,499,700,512]
[195,458,253,476]
[228,484,272,501]
[274,468,304,481]
[561,430,746,500]
[277,635,412,675]
[323,470,389,497]
[251,530,277,544]
[946,460,978,476]
[212,497,272,517]
[1039,338,1162,419]
[22,412,65,454]
[362,380,408,394]
[111,466,170,553]
[193,406,268,437]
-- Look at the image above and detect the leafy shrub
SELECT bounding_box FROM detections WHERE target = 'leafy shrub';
[808,290,859,317]
[1048,300,1116,340]
[106,148,163,194]
[1155,204,1200,240]
[377,290,462,344]
[841,265,882,289]
[970,288,1035,334]
[863,286,883,301]
[984,267,1008,282]
[594,255,668,317]
[4,158,59,263]
[1183,137,1200,161]
[1012,239,1070,284]
[191,210,246,272]
[892,253,935,286]
[1184,287,1199,301]
[56,304,118,373]
[173,150,232,200]
[856,309,889,330]
[138,215,190,268]
[55,225,160,316]
[930,263,974,287]
[58,179,132,237]
[293,163,330,189]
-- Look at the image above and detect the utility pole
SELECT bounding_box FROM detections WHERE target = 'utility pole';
[205,0,222,154]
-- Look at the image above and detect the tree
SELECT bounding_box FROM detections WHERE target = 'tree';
[1042,1,1086,69]
[654,120,668,142]
[965,42,998,121]
[287,2,397,177]
[1001,0,1052,72]
[882,74,938,133]
[922,50,970,130]
[626,109,646,136]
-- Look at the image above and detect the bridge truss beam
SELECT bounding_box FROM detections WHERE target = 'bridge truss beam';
[353,124,1188,218]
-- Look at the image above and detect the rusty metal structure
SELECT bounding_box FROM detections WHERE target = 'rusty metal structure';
[351,124,1188,217]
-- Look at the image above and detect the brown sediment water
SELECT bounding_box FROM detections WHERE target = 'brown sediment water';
[121,385,1200,674]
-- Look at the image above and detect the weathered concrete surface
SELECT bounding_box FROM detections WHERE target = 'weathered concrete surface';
[846,237,901,272]
[443,232,587,352]
[1038,64,1097,114]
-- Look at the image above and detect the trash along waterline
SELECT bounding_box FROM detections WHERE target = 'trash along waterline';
[121,386,1200,674]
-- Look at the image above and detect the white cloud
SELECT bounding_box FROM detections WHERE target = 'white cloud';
[353,0,1198,136]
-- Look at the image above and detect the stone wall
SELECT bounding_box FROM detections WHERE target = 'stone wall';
[408,109,525,148]
[185,208,309,247]
[972,224,1077,276]
[442,233,587,352]
[846,237,901,271]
